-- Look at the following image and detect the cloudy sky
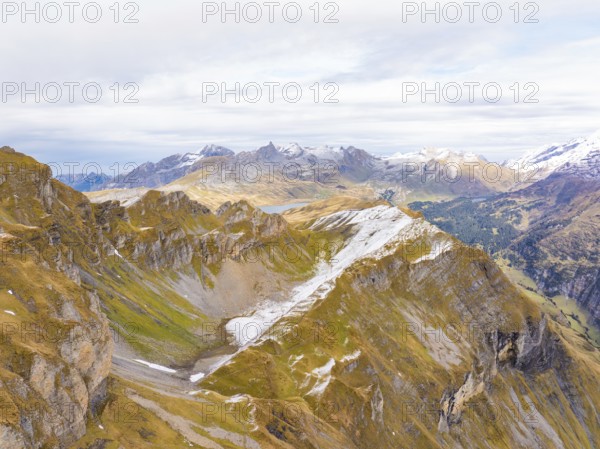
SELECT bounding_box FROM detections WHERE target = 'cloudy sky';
[1,0,599,169]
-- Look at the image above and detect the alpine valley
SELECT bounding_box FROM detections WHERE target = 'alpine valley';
[0,130,598,449]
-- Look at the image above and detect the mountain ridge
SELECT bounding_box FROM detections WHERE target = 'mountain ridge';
[52,131,600,198]
[1,145,600,449]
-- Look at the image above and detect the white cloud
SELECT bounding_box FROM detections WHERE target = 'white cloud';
[0,0,598,165]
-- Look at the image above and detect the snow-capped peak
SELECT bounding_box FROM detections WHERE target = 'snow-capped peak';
[304,145,344,160]
[175,145,234,168]
[276,143,344,161]
[197,144,234,158]
[384,147,480,163]
[509,130,600,178]
[278,143,305,158]
[178,152,202,167]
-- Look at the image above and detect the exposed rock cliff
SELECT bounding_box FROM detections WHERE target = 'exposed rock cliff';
[1,150,113,448]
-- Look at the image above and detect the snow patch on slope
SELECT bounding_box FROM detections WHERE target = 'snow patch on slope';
[189,205,453,383]
[413,239,454,264]
[226,206,414,346]
[306,358,336,397]
[340,350,361,363]
[134,359,177,374]
[190,372,205,382]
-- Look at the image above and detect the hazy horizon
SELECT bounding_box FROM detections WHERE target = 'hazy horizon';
[1,0,599,166]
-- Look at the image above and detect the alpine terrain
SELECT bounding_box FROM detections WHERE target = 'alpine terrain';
[0,131,599,449]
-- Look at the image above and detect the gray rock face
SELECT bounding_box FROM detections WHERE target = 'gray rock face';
[100,145,235,189]
[0,152,114,449]
[439,315,565,433]
[491,316,561,373]
[0,292,113,449]
[527,263,600,327]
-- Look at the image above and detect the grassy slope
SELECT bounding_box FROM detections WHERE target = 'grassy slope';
[197,237,600,448]
[3,148,599,449]
[410,174,600,329]
[71,196,600,449]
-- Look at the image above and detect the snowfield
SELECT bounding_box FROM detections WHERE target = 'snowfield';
[225,205,453,349]
[190,205,452,382]
[340,350,361,363]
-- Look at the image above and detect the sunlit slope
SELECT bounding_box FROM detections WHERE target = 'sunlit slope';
[0,148,323,447]
[412,171,600,327]
[192,206,600,449]
[0,147,113,448]
[71,201,600,449]
[2,146,600,449]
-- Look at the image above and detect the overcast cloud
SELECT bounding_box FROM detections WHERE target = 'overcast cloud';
[0,0,599,168]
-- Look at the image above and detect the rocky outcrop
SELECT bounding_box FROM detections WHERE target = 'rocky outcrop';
[439,315,562,432]
[130,191,211,222]
[217,201,288,236]
[491,316,560,373]
[439,372,485,432]
[0,291,113,449]
[1,150,114,448]
[94,201,129,233]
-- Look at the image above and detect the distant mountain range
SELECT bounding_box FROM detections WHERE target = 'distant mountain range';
[411,131,600,330]
[508,131,600,182]
[55,172,112,192]
[59,132,600,201]
[50,131,600,330]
